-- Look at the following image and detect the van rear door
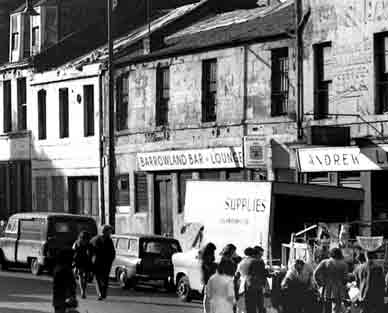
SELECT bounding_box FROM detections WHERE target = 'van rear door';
[1,218,18,262]
[16,218,45,264]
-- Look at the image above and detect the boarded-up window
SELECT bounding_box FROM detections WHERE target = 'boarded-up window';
[116,73,129,131]
[17,78,27,131]
[83,85,95,137]
[20,162,31,212]
[178,172,193,213]
[52,176,65,212]
[116,174,130,206]
[3,80,12,133]
[156,67,169,126]
[202,59,217,122]
[38,89,47,140]
[35,177,48,212]
[135,172,148,213]
[59,88,69,138]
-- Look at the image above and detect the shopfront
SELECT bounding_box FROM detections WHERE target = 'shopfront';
[297,144,388,236]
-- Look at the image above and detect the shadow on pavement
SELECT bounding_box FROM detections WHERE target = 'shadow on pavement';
[0,309,49,313]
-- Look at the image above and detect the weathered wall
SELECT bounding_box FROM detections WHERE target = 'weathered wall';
[114,39,297,238]
[303,0,388,138]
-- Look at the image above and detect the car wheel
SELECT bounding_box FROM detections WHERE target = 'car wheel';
[30,258,42,276]
[116,268,130,289]
[0,252,8,271]
[176,275,192,302]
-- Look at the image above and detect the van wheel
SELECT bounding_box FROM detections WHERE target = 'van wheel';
[30,258,42,276]
[0,252,8,271]
[176,275,192,302]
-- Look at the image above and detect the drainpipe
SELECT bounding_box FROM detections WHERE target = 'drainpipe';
[295,0,304,140]
[243,45,250,180]
[98,74,105,226]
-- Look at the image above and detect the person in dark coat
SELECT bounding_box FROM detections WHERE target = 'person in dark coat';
[199,242,217,286]
[354,251,385,313]
[220,243,241,273]
[314,247,348,313]
[72,230,93,299]
[90,225,115,300]
[236,246,266,313]
[52,248,77,313]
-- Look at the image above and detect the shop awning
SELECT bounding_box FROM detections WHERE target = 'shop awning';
[272,182,364,201]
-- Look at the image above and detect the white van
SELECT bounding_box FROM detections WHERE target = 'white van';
[173,180,364,301]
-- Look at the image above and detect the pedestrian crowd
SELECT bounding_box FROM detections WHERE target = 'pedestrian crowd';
[201,244,388,313]
[52,224,115,313]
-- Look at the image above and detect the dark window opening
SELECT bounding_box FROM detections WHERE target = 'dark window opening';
[17,78,27,131]
[374,32,388,114]
[32,26,39,47]
[11,15,19,52]
[314,42,332,120]
[68,177,99,217]
[59,88,69,138]
[3,80,12,133]
[135,172,148,213]
[156,66,170,126]
[83,85,94,137]
[202,59,217,122]
[38,89,47,140]
[35,176,48,211]
[116,174,130,206]
[116,73,129,131]
[271,48,289,116]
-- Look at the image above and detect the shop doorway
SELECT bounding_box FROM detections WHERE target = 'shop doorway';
[68,177,99,219]
[154,175,173,236]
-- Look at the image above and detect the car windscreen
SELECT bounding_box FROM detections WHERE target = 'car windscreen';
[48,217,97,242]
[141,239,182,258]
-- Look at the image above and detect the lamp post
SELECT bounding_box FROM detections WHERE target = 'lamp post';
[107,0,116,229]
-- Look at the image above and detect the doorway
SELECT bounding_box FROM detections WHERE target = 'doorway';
[154,175,173,236]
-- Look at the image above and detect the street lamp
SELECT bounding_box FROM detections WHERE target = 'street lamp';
[107,0,116,228]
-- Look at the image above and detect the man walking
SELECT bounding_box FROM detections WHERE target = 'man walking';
[90,225,116,300]
[314,247,348,313]
[354,251,385,313]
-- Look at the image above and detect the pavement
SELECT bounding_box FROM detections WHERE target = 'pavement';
[0,269,202,313]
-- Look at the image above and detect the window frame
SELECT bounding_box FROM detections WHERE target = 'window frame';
[202,59,217,123]
[3,80,12,133]
[313,42,332,120]
[83,85,95,137]
[31,26,39,48]
[374,32,388,114]
[116,174,130,206]
[271,48,289,116]
[156,66,170,126]
[17,78,27,131]
[38,89,47,140]
[116,73,129,131]
[134,172,148,213]
[59,88,69,138]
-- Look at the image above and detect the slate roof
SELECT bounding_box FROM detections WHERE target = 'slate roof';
[116,0,295,65]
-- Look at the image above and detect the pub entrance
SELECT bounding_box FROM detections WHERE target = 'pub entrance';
[154,175,173,236]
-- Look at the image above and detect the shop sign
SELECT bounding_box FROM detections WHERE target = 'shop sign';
[297,145,388,172]
[137,147,243,171]
[243,136,266,168]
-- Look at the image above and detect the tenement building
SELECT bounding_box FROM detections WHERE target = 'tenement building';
[112,0,299,241]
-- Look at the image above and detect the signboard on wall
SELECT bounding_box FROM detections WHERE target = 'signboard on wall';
[243,136,266,168]
[137,147,243,171]
[297,145,388,172]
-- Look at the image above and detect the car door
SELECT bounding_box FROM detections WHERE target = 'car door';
[0,218,18,263]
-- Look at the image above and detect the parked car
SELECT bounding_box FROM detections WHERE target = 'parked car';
[110,234,182,290]
[0,212,98,275]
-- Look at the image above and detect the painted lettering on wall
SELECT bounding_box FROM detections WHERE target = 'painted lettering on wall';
[137,147,243,171]
[224,198,266,212]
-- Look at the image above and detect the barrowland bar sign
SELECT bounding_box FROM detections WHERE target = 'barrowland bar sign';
[137,147,243,171]
[297,145,388,172]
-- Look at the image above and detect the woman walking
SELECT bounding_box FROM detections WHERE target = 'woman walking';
[204,259,236,313]
[73,231,93,299]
